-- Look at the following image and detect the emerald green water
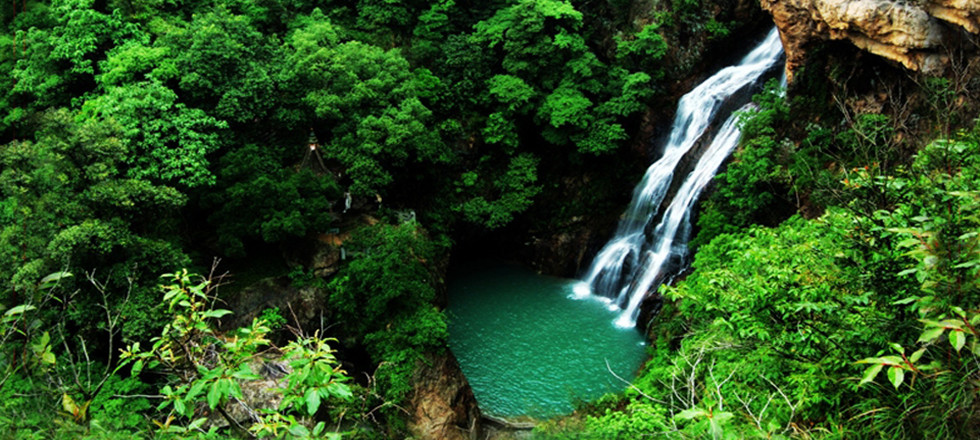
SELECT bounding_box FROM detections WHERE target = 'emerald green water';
[447,261,648,419]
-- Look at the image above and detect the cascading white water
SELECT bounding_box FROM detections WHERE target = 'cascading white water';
[574,28,785,327]
[610,106,753,327]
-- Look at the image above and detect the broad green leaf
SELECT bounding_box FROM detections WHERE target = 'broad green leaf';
[950,330,966,352]
[860,363,883,385]
[709,411,733,439]
[199,365,219,378]
[891,296,918,305]
[34,331,50,350]
[187,380,207,400]
[217,378,236,400]
[4,305,36,316]
[305,388,321,415]
[62,393,78,415]
[918,326,945,343]
[203,309,233,319]
[39,271,73,284]
[207,381,222,409]
[896,237,922,249]
[227,379,243,400]
[897,268,917,276]
[288,425,310,436]
[909,347,927,364]
[332,383,353,400]
[889,343,904,354]
[131,359,144,376]
[187,417,207,430]
[857,355,903,366]
[880,355,905,365]
[939,319,963,330]
[675,408,706,420]
[174,398,186,416]
[887,367,904,389]
[231,368,261,381]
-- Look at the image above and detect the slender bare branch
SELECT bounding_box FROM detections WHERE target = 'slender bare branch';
[604,359,667,405]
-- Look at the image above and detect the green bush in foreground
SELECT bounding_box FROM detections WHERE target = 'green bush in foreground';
[122,270,353,439]
[0,269,358,439]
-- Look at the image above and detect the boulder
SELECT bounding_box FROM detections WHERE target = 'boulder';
[221,277,325,332]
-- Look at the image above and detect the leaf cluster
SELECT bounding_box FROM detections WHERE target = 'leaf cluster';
[121,269,354,439]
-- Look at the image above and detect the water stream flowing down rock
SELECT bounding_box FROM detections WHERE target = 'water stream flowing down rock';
[574,28,785,328]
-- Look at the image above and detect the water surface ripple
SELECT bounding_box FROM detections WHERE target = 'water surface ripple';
[448,261,647,419]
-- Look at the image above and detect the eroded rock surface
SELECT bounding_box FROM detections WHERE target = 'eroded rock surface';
[761,0,980,81]
[409,351,481,440]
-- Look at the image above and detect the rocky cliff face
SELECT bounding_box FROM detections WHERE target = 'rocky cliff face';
[408,352,480,440]
[761,0,980,81]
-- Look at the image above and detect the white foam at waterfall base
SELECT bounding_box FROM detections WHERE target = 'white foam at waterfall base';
[576,27,785,328]
[571,281,592,299]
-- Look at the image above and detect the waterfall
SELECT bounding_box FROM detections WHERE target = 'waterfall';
[574,28,785,328]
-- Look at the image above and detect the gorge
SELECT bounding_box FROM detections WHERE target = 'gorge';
[448,26,785,420]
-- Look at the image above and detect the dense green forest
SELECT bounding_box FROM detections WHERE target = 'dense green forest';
[1,0,978,438]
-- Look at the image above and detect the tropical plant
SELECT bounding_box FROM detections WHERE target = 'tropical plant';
[121,269,353,439]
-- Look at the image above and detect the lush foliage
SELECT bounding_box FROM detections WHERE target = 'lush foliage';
[469,0,653,155]
[0,270,154,439]
[1,109,191,343]
[536,104,980,438]
[206,143,343,257]
[8,0,962,438]
[121,270,353,439]
[327,222,447,418]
